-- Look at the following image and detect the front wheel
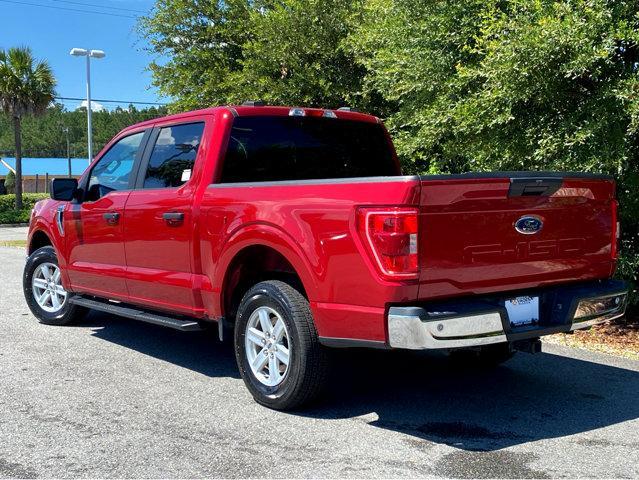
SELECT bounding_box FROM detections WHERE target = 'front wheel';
[23,246,86,326]
[234,280,329,410]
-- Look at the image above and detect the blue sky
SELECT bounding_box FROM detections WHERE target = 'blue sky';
[0,0,167,110]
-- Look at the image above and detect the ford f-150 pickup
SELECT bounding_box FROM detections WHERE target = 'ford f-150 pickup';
[23,103,629,409]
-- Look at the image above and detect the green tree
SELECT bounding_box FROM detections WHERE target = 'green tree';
[0,104,168,158]
[0,47,56,209]
[139,0,373,111]
[139,0,255,111]
[236,0,369,109]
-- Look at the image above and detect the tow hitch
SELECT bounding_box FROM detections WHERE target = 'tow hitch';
[513,338,542,354]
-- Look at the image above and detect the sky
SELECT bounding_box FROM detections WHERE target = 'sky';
[0,0,167,111]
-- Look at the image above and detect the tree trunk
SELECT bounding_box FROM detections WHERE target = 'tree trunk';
[13,116,23,211]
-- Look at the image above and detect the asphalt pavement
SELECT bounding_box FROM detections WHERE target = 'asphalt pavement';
[1,245,638,478]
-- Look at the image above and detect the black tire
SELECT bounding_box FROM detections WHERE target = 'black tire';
[234,280,329,410]
[449,342,516,367]
[23,246,86,326]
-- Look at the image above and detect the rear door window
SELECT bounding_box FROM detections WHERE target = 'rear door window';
[143,122,205,189]
[219,116,397,183]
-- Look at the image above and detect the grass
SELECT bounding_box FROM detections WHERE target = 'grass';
[0,240,27,248]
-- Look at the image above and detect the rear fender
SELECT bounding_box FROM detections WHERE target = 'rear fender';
[210,223,319,316]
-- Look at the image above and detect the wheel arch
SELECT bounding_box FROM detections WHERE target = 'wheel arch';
[213,224,320,322]
[28,228,54,255]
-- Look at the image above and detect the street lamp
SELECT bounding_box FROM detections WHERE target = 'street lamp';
[62,127,71,178]
[69,48,105,162]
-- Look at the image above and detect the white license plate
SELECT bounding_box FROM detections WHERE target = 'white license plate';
[505,296,539,327]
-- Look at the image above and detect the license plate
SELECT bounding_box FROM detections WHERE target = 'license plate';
[505,296,539,327]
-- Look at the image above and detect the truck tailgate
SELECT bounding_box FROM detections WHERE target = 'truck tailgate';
[417,173,616,301]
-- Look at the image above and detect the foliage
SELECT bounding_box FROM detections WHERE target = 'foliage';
[0,46,56,210]
[139,0,377,112]
[0,47,55,119]
[0,193,47,224]
[4,170,15,194]
[0,104,169,158]
[352,0,639,305]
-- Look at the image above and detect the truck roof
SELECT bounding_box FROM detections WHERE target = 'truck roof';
[122,105,380,133]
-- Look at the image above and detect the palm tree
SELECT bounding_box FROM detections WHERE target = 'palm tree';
[0,47,56,210]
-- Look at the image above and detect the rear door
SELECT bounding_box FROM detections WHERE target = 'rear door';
[64,129,149,299]
[416,173,616,300]
[122,118,208,315]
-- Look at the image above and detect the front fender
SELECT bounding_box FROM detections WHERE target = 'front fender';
[28,201,71,289]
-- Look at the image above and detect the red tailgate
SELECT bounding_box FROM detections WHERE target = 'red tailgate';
[416,174,616,301]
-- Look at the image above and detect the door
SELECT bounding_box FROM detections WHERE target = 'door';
[64,130,147,299]
[123,121,207,315]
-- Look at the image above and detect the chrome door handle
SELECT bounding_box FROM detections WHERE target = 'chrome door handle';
[162,212,184,226]
[103,212,120,225]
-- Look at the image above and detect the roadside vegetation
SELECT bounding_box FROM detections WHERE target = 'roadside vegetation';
[0,104,168,159]
[0,193,47,224]
[0,240,26,248]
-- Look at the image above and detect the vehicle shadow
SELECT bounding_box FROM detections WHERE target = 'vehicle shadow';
[84,310,240,379]
[84,311,639,452]
[306,348,639,451]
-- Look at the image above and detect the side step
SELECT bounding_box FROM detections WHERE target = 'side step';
[69,296,203,332]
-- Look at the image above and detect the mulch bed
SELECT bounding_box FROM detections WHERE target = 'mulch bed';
[546,314,639,360]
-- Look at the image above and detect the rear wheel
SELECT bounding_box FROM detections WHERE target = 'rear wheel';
[23,246,86,326]
[234,280,329,410]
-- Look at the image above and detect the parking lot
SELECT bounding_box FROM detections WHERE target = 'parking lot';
[1,243,639,478]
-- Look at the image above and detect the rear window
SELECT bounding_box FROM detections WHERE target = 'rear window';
[219,116,397,183]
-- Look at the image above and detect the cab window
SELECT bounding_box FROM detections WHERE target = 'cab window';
[143,122,205,189]
[85,131,145,201]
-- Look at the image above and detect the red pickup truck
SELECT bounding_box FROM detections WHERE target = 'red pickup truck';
[23,104,628,409]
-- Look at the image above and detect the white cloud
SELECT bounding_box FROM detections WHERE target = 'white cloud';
[77,100,105,112]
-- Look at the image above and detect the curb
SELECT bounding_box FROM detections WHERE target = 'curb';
[0,223,29,228]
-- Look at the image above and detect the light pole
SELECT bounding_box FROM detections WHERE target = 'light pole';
[62,127,71,177]
[69,48,105,162]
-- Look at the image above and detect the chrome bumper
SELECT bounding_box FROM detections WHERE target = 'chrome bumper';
[388,282,628,350]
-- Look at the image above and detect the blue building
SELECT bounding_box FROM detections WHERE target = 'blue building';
[0,157,89,193]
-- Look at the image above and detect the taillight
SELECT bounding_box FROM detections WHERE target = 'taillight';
[357,207,419,280]
[611,199,619,259]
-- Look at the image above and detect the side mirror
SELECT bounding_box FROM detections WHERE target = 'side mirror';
[50,178,78,201]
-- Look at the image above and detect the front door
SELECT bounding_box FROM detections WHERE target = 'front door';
[123,120,207,315]
[64,130,147,300]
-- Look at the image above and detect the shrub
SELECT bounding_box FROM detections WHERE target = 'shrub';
[4,170,15,194]
[0,193,48,224]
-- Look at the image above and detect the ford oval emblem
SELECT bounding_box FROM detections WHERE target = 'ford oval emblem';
[515,216,543,235]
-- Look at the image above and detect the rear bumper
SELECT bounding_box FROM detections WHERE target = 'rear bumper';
[388,280,628,350]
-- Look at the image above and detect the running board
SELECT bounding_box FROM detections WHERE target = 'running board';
[69,296,203,332]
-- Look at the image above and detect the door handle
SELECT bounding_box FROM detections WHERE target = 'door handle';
[103,212,120,225]
[163,212,184,226]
